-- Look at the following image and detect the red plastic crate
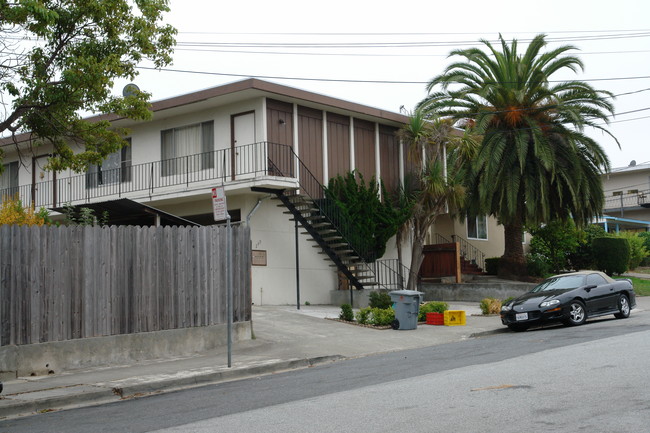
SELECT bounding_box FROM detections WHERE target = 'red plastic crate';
[426,312,445,325]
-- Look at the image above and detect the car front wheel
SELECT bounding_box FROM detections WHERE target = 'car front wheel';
[614,294,631,319]
[564,300,587,326]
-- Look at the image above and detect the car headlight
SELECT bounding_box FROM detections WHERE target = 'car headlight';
[540,299,560,308]
[501,303,513,312]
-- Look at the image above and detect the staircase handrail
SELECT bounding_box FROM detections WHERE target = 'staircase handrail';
[451,234,486,271]
[267,142,407,290]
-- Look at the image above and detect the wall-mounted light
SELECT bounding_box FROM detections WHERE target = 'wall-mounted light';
[279,119,286,125]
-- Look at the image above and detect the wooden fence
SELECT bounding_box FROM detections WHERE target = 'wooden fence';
[0,224,251,346]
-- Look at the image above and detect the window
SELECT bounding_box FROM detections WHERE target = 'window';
[586,273,607,286]
[612,191,622,196]
[0,161,19,195]
[467,215,488,240]
[86,139,132,188]
[161,121,214,176]
[628,189,639,194]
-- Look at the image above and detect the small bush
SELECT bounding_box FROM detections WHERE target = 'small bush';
[355,307,371,324]
[339,303,354,321]
[593,237,630,276]
[418,301,449,321]
[355,307,394,326]
[368,291,392,309]
[485,257,500,275]
[479,298,502,315]
[526,252,551,277]
[369,307,395,326]
[614,232,649,270]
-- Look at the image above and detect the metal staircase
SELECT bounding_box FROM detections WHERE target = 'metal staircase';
[254,143,403,292]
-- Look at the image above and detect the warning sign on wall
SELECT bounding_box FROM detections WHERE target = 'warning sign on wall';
[212,186,228,221]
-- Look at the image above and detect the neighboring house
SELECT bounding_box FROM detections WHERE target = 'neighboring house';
[0,79,415,305]
[600,161,650,232]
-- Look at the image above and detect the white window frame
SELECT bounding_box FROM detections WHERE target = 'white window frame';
[467,214,488,240]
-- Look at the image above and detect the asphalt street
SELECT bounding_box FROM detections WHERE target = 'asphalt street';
[3,311,649,433]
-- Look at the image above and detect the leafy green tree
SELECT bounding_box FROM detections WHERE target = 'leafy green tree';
[528,220,579,273]
[325,171,407,262]
[397,109,476,290]
[0,0,176,172]
[419,34,615,279]
[568,224,606,270]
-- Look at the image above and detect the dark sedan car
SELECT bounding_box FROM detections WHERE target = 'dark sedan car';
[500,271,636,332]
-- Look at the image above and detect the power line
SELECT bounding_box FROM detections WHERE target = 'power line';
[136,66,650,85]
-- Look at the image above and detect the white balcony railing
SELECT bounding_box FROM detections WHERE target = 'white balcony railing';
[0,142,296,208]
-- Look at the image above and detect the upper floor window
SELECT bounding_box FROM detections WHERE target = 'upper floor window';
[612,191,622,196]
[0,161,19,194]
[467,214,488,240]
[86,139,132,188]
[161,121,214,176]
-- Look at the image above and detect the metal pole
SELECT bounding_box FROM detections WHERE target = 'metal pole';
[227,213,233,368]
[295,218,300,310]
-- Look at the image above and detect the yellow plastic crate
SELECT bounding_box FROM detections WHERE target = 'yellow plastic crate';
[444,310,466,326]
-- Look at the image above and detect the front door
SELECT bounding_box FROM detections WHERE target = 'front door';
[231,111,256,180]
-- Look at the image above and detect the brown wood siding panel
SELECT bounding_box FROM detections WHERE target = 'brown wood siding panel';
[327,113,350,179]
[353,119,376,180]
[403,143,419,185]
[298,106,324,189]
[379,125,400,193]
[266,99,294,147]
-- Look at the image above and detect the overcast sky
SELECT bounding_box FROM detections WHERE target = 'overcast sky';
[119,0,650,170]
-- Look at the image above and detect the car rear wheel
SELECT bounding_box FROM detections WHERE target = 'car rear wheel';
[508,324,529,332]
[614,294,631,319]
[564,300,587,326]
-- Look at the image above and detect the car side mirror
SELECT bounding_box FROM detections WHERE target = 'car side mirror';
[583,284,597,292]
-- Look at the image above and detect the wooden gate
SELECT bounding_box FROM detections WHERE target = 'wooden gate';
[419,242,461,283]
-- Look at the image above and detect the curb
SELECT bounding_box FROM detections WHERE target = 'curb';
[0,355,344,420]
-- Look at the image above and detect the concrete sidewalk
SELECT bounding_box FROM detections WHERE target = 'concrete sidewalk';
[1,298,647,419]
[0,302,501,419]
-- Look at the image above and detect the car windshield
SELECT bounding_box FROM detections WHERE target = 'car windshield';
[531,275,586,292]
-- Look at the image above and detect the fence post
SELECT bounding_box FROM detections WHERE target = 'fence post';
[455,242,462,283]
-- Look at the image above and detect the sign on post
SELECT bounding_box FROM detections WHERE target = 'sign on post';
[212,186,228,221]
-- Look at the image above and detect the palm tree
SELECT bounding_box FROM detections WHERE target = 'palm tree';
[419,34,616,278]
[397,110,475,290]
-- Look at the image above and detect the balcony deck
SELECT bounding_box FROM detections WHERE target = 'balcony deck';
[1,142,299,209]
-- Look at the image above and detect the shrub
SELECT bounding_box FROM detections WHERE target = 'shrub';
[526,252,551,277]
[528,220,578,273]
[568,224,606,270]
[485,257,500,275]
[638,232,650,266]
[614,232,649,270]
[0,197,50,226]
[355,307,395,326]
[502,296,515,306]
[339,303,354,321]
[355,307,371,324]
[369,307,395,326]
[593,237,630,276]
[418,301,449,321]
[479,298,502,315]
[368,291,392,309]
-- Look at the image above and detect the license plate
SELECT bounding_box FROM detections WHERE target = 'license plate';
[516,312,528,321]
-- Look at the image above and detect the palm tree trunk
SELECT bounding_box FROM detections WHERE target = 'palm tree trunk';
[498,221,527,278]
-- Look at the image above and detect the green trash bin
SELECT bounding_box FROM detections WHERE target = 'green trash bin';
[389,290,424,330]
